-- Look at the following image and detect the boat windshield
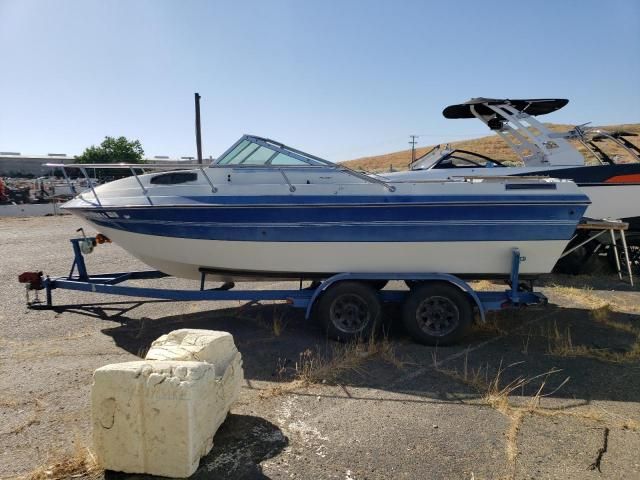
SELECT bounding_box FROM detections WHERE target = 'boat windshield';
[213,135,334,167]
[410,145,455,170]
[411,145,506,170]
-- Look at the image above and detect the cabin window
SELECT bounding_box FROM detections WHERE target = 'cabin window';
[150,172,198,185]
[270,153,309,165]
[217,140,252,165]
[240,146,278,165]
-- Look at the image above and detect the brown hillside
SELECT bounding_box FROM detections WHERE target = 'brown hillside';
[343,123,640,172]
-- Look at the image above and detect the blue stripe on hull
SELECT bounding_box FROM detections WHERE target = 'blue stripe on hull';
[85,218,578,242]
[80,203,584,223]
[179,194,589,206]
[71,201,587,242]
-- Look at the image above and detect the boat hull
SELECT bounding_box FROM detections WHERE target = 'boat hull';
[85,222,569,281]
[63,169,589,282]
[575,183,640,222]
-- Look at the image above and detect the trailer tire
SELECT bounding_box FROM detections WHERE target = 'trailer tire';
[402,282,472,346]
[316,281,381,342]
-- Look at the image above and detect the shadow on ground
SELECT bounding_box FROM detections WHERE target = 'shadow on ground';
[105,414,288,480]
[50,294,640,406]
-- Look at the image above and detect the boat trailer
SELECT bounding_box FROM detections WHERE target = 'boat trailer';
[20,236,547,345]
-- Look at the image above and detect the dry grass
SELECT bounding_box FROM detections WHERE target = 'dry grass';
[228,304,290,338]
[470,280,498,292]
[0,398,22,408]
[6,398,46,435]
[17,445,101,480]
[342,123,640,172]
[520,329,533,355]
[9,417,39,435]
[504,410,525,478]
[431,353,639,479]
[260,336,403,398]
[470,315,508,336]
[294,336,404,385]
[550,285,610,310]
[549,331,640,363]
[63,331,92,341]
[271,305,287,337]
[546,305,640,363]
[433,358,564,479]
[549,283,640,314]
[590,305,640,334]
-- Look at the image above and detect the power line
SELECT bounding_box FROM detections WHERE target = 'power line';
[408,135,418,166]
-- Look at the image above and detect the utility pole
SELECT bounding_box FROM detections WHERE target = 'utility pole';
[408,135,418,167]
[195,93,203,165]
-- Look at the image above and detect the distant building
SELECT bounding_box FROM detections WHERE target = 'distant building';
[0,152,74,177]
[0,152,200,177]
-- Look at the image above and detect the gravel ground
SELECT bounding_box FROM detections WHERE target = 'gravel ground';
[1,215,640,480]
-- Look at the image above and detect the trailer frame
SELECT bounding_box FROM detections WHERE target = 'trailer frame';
[22,237,547,342]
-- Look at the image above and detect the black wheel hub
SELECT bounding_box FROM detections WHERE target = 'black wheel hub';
[330,294,370,333]
[628,245,640,270]
[415,295,460,337]
[612,244,640,274]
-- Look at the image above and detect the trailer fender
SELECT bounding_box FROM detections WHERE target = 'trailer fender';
[303,273,486,323]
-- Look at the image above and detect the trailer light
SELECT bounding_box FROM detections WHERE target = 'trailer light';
[95,233,111,244]
[18,271,44,290]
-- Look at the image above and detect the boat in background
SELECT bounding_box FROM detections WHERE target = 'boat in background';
[57,135,589,281]
[0,176,100,217]
[385,98,640,230]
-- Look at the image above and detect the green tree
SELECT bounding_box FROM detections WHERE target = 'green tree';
[76,136,145,164]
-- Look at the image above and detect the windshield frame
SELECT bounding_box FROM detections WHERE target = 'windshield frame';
[411,146,506,171]
[409,145,454,170]
[211,135,336,168]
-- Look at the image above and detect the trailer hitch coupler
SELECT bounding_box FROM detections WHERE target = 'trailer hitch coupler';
[18,271,44,290]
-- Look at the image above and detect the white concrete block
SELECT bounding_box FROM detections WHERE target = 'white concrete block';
[145,329,238,376]
[145,329,244,412]
[219,351,243,412]
[92,360,237,477]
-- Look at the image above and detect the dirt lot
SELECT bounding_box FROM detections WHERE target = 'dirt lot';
[1,215,640,480]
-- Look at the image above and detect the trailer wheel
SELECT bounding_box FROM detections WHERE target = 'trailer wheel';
[316,281,381,341]
[402,282,472,345]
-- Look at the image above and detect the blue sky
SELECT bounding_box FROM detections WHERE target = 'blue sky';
[0,0,638,161]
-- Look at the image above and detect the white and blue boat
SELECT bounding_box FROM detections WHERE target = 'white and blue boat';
[59,135,589,281]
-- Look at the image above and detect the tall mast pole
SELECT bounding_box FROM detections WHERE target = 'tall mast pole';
[195,93,203,165]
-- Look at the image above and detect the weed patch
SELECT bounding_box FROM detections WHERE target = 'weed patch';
[260,336,403,398]
[431,353,638,480]
[13,445,100,480]
[547,319,640,363]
